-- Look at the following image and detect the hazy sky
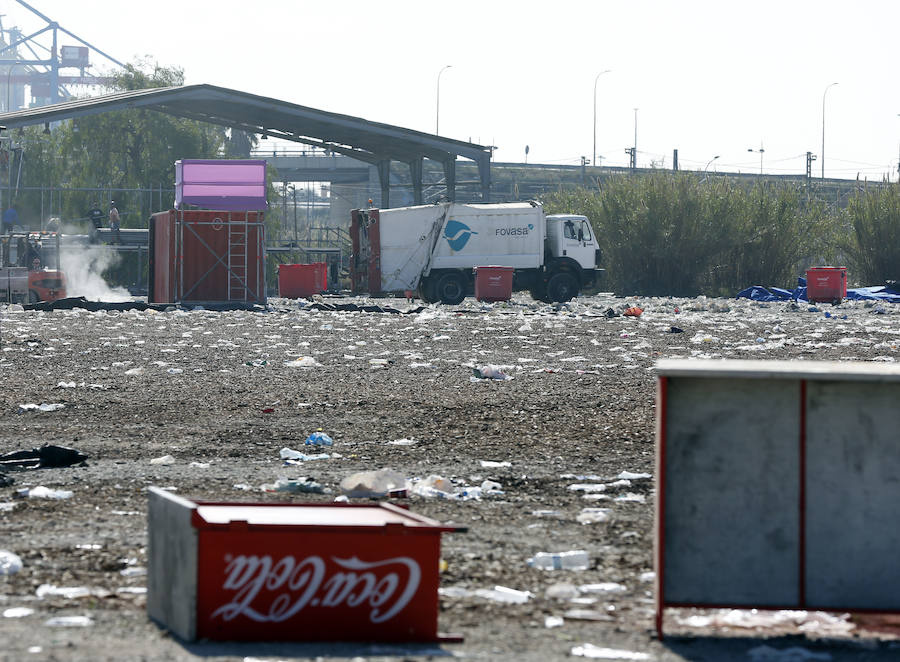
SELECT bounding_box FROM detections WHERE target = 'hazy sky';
[4,0,900,180]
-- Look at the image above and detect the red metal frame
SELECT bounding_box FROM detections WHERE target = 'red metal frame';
[655,376,667,640]
[799,379,807,606]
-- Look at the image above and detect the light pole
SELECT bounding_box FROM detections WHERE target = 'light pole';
[435,65,452,135]
[748,143,765,175]
[821,82,838,179]
[592,69,611,166]
[704,155,720,173]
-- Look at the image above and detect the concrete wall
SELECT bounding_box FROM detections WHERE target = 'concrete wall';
[147,487,198,641]
[657,359,900,613]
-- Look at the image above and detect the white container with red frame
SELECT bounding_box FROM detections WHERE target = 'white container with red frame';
[147,487,463,642]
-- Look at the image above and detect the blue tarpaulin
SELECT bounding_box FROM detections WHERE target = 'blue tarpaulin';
[736,278,900,303]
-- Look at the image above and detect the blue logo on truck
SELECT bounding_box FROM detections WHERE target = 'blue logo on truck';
[444,219,478,251]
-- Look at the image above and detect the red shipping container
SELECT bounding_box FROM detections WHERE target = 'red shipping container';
[149,209,266,305]
[147,488,463,643]
[474,265,514,302]
[278,263,326,298]
[806,266,847,303]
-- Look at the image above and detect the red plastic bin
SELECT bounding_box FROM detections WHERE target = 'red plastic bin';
[474,265,514,302]
[806,266,846,303]
[278,263,326,298]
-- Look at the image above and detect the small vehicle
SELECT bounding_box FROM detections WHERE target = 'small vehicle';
[0,231,67,303]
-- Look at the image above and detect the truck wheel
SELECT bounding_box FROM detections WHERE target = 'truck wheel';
[529,280,549,303]
[418,277,438,304]
[436,272,466,305]
[547,272,578,303]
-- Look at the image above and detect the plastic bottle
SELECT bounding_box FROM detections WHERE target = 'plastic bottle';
[528,550,590,571]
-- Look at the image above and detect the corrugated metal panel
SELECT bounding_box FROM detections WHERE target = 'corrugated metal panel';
[149,209,266,304]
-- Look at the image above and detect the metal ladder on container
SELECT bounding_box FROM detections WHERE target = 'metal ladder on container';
[227,215,249,301]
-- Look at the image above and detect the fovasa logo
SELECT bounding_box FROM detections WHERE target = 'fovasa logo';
[443,219,478,251]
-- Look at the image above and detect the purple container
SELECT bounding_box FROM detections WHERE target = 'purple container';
[175,159,268,211]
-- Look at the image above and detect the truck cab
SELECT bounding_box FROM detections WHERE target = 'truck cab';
[540,215,602,301]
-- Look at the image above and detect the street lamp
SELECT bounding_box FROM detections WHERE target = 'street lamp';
[436,65,452,135]
[748,143,765,175]
[821,82,838,179]
[592,69,611,166]
[704,155,720,173]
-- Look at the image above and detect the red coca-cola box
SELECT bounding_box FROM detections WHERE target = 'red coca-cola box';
[147,487,463,642]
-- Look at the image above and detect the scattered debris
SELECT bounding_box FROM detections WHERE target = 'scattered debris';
[472,364,511,380]
[305,430,334,446]
[260,477,327,494]
[2,607,34,618]
[528,550,590,571]
[577,508,612,524]
[747,645,832,662]
[14,486,73,500]
[17,403,65,413]
[280,447,331,463]
[570,644,650,660]
[283,356,321,368]
[544,615,564,628]
[0,550,23,576]
[44,615,94,627]
[0,444,88,470]
[340,469,408,498]
[473,585,533,604]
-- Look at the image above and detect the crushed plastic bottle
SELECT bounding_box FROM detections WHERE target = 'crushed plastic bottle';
[305,430,334,446]
[528,550,590,571]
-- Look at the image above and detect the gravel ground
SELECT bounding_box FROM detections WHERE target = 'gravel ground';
[0,292,899,662]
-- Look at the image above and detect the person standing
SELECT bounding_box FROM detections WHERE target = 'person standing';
[108,201,121,244]
[2,205,18,234]
[88,201,104,229]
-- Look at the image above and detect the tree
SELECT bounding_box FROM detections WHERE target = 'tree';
[12,59,231,229]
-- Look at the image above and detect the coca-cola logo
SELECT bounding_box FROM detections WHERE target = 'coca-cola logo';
[210,555,421,624]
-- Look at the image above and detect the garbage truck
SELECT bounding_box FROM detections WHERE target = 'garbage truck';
[350,201,602,304]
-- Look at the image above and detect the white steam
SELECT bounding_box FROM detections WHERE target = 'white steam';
[60,244,132,302]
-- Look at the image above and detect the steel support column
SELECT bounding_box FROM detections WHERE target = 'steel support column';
[443,159,456,202]
[377,159,391,208]
[476,155,492,201]
[409,158,423,205]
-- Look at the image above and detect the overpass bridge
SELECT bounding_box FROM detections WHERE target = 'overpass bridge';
[257,150,372,183]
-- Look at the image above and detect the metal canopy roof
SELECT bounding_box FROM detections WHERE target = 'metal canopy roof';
[0,83,493,206]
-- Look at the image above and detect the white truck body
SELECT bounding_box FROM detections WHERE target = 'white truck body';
[351,201,601,303]
[376,203,544,292]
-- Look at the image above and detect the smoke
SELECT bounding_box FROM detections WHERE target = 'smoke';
[59,243,132,302]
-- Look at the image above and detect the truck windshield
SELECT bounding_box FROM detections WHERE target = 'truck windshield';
[564,220,591,241]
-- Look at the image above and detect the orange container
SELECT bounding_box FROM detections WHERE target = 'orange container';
[806,266,847,303]
[278,263,326,298]
[474,265,514,302]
